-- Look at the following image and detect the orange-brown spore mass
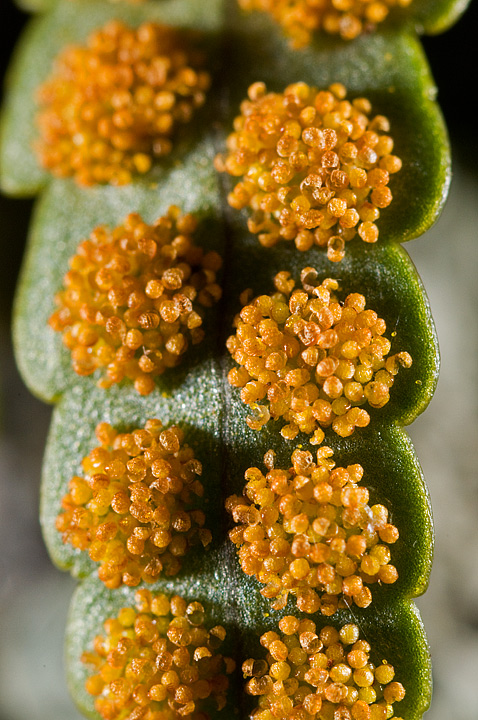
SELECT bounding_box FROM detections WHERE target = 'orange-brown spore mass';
[215,82,401,259]
[226,268,411,442]
[49,207,222,395]
[238,0,413,47]
[35,20,211,185]
[227,446,399,615]
[56,420,212,588]
[243,619,405,719]
[82,589,235,720]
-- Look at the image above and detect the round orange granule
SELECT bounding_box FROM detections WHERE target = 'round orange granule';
[227,446,399,615]
[49,207,222,395]
[243,619,405,719]
[215,81,401,259]
[226,268,411,442]
[237,0,413,47]
[56,419,212,588]
[82,589,236,720]
[35,20,211,185]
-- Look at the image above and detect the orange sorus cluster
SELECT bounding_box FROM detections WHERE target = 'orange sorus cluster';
[49,207,222,395]
[227,446,398,614]
[237,0,413,47]
[215,81,401,260]
[56,420,212,588]
[227,268,411,442]
[36,20,211,185]
[244,618,405,719]
[82,589,235,720]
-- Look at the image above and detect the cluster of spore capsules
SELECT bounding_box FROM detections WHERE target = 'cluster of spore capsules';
[226,269,411,442]
[36,20,210,186]
[215,80,402,260]
[82,590,236,720]
[32,4,413,720]
[237,0,413,47]
[49,206,222,395]
[56,420,211,588]
[227,446,399,615]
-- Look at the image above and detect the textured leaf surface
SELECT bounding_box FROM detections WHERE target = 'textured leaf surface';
[66,574,432,720]
[1,0,225,196]
[14,0,472,34]
[41,317,434,595]
[1,0,452,233]
[3,0,462,718]
[13,135,223,402]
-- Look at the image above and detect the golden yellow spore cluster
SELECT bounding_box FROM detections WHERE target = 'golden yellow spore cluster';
[227,447,399,615]
[226,268,411,443]
[35,20,211,186]
[215,82,401,260]
[56,420,212,588]
[49,207,222,395]
[243,619,406,719]
[238,0,413,47]
[82,589,235,720]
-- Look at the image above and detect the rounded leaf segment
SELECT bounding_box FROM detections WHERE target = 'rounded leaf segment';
[82,589,235,719]
[227,446,399,615]
[35,20,211,185]
[56,420,212,588]
[226,268,411,442]
[49,207,222,395]
[237,0,413,47]
[216,81,401,260]
[244,618,405,719]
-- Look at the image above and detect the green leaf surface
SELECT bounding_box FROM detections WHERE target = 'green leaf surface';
[1,0,452,244]
[410,0,472,33]
[41,359,225,579]
[222,11,451,247]
[13,173,440,423]
[12,135,223,403]
[3,0,456,718]
[41,362,433,598]
[14,0,472,35]
[220,235,440,428]
[66,573,432,720]
[1,0,225,196]
[32,205,437,720]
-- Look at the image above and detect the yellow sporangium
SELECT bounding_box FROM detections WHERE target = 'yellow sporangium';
[56,420,212,588]
[237,0,413,47]
[227,446,399,614]
[49,207,222,395]
[215,81,401,260]
[226,268,411,442]
[35,20,211,185]
[243,618,405,719]
[82,589,236,719]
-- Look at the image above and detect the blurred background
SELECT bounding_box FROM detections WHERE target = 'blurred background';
[1,2,477,718]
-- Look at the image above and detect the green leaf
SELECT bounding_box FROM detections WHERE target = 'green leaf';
[13,0,472,34]
[1,0,456,248]
[41,361,433,595]
[410,0,473,33]
[222,13,452,246]
[12,136,223,403]
[14,177,440,422]
[220,238,439,428]
[41,360,225,579]
[1,0,225,196]
[65,574,432,720]
[3,0,464,718]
